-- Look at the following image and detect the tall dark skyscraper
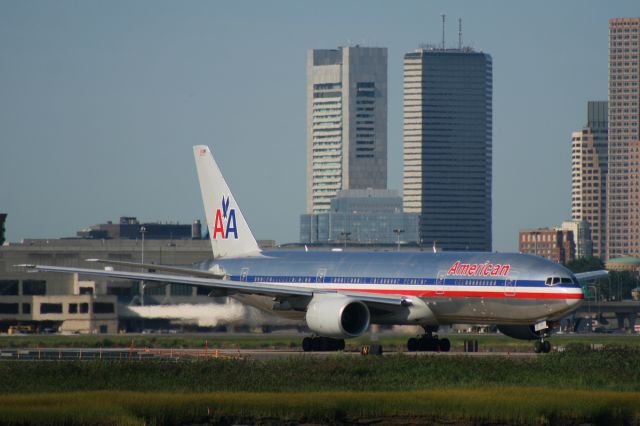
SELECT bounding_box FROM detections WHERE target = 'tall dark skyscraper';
[403,47,493,251]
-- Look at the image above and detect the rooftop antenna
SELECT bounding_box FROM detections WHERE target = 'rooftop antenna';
[458,18,463,50]
[441,14,446,50]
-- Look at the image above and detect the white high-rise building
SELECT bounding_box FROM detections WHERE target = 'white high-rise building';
[306,46,387,213]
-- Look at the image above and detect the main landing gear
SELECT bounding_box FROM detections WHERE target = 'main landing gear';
[407,327,451,352]
[302,336,345,352]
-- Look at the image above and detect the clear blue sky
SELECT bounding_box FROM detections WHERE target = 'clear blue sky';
[1,1,637,251]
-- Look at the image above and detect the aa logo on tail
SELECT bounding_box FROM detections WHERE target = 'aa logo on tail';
[213,196,238,239]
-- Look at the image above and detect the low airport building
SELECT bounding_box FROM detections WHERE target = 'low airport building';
[77,216,202,240]
[0,238,227,334]
[605,256,640,273]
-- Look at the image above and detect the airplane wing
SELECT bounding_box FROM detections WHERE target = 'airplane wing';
[19,264,411,307]
[84,258,224,279]
[574,270,609,283]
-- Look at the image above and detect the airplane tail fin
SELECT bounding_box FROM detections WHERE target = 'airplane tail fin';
[193,145,261,258]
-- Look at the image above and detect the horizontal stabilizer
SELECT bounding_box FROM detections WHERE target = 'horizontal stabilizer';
[574,270,609,283]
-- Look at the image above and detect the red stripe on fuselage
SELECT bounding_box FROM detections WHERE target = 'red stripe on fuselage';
[338,288,584,300]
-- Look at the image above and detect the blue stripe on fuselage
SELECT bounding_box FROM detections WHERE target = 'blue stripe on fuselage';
[228,274,577,289]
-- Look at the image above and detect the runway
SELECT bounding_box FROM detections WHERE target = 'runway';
[0,346,538,361]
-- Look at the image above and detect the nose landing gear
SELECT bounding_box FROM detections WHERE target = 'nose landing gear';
[534,339,551,353]
[532,321,552,353]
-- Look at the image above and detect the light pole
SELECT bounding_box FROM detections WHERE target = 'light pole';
[340,232,351,250]
[587,284,599,332]
[140,226,146,306]
[393,229,404,252]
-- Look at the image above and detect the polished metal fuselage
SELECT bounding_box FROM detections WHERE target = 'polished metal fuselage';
[199,251,583,327]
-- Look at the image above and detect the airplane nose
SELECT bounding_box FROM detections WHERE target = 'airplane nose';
[566,294,584,310]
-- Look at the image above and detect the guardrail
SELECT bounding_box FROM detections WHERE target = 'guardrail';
[0,340,242,361]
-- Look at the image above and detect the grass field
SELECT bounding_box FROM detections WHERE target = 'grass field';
[2,388,639,426]
[2,347,640,393]
[2,337,640,424]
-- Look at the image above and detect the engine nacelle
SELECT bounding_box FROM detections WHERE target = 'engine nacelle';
[497,325,543,340]
[305,293,370,339]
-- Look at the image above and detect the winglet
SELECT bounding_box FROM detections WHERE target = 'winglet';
[193,145,261,258]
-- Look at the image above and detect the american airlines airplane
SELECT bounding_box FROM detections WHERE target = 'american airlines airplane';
[24,145,607,353]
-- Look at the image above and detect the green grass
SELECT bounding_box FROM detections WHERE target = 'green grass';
[3,347,640,424]
[2,347,640,393]
[1,388,639,425]
[0,334,299,350]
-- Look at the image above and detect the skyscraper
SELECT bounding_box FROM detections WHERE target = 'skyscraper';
[403,47,492,251]
[306,46,387,214]
[571,101,608,258]
[607,18,640,259]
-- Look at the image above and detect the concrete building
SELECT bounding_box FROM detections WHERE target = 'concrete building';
[561,220,593,259]
[607,18,640,259]
[0,239,212,333]
[307,46,387,214]
[519,228,575,264]
[571,101,608,259]
[403,46,492,251]
[300,189,419,245]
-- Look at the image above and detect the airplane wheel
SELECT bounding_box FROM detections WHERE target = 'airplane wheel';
[302,337,312,352]
[337,339,345,351]
[420,337,439,351]
[534,341,543,353]
[316,337,328,351]
[542,340,551,353]
[407,338,419,352]
[439,338,451,352]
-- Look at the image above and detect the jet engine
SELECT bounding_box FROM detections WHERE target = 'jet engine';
[305,293,370,339]
[497,325,543,340]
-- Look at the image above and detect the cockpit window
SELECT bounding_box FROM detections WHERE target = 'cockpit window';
[545,276,574,286]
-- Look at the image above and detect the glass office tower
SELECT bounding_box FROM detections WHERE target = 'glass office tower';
[403,47,493,251]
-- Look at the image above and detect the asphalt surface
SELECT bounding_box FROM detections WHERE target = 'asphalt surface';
[0,346,538,361]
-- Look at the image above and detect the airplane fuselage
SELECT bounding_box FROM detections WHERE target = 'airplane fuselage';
[203,250,583,327]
